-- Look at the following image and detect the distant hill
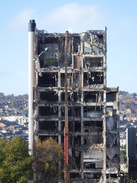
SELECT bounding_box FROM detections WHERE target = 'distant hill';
[119,91,137,96]
[0,93,28,102]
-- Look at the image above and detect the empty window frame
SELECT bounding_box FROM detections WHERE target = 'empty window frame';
[61,107,81,117]
[39,91,58,101]
[106,92,116,102]
[61,73,72,87]
[84,72,104,86]
[39,106,58,116]
[84,91,103,103]
[39,121,58,131]
[84,57,103,68]
[38,73,58,87]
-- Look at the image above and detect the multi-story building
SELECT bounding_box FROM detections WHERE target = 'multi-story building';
[28,20,119,182]
[127,128,137,178]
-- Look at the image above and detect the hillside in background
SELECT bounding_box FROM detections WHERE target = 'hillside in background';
[0,93,28,102]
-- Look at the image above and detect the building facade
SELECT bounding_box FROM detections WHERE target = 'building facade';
[28,20,119,182]
[127,128,137,178]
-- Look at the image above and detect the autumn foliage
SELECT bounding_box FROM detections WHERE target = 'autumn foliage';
[33,137,63,182]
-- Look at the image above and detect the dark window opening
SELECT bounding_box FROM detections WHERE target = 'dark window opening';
[84,173,102,179]
[61,92,81,102]
[106,92,116,102]
[84,135,103,145]
[70,150,81,169]
[70,173,80,179]
[61,92,71,102]
[39,121,58,131]
[39,91,58,101]
[61,121,81,132]
[74,92,81,102]
[75,122,81,132]
[61,107,81,117]
[73,37,80,53]
[61,121,73,132]
[39,106,58,116]
[38,37,58,45]
[84,91,103,103]
[61,73,72,87]
[84,163,95,169]
[84,126,103,133]
[61,121,65,132]
[84,106,103,118]
[84,72,103,86]
[38,73,58,87]
[84,57,103,68]
[74,136,81,145]
[84,139,87,145]
[38,39,59,68]
[98,35,103,44]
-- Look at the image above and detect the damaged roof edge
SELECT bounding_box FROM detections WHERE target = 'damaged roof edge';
[106,87,119,93]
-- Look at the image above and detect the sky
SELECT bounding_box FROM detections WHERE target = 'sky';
[0,0,137,95]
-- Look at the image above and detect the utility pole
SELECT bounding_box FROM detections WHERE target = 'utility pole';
[64,31,69,183]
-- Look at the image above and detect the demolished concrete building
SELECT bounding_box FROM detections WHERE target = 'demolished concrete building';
[28,20,120,182]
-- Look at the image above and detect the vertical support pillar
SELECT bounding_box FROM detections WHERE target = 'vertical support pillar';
[81,91,84,179]
[58,68,61,144]
[64,31,69,183]
[35,90,39,141]
[103,91,106,183]
[102,27,107,182]
[28,20,36,155]
[58,90,61,182]
[58,91,61,144]
[80,39,84,179]
[103,54,106,182]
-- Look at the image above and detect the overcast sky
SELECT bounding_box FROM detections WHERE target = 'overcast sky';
[0,0,137,95]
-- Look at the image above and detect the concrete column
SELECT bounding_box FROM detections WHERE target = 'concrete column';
[80,40,84,179]
[103,56,107,86]
[28,20,36,155]
[81,91,84,179]
[58,90,61,144]
[103,89,106,182]
[35,90,39,133]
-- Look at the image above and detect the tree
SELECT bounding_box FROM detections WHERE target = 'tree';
[124,100,134,109]
[10,102,17,108]
[33,137,63,183]
[119,91,129,95]
[132,92,137,97]
[120,145,126,155]
[0,136,33,183]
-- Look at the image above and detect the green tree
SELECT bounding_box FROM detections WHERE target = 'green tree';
[10,102,17,108]
[0,136,33,183]
[120,144,126,155]
[34,137,63,183]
